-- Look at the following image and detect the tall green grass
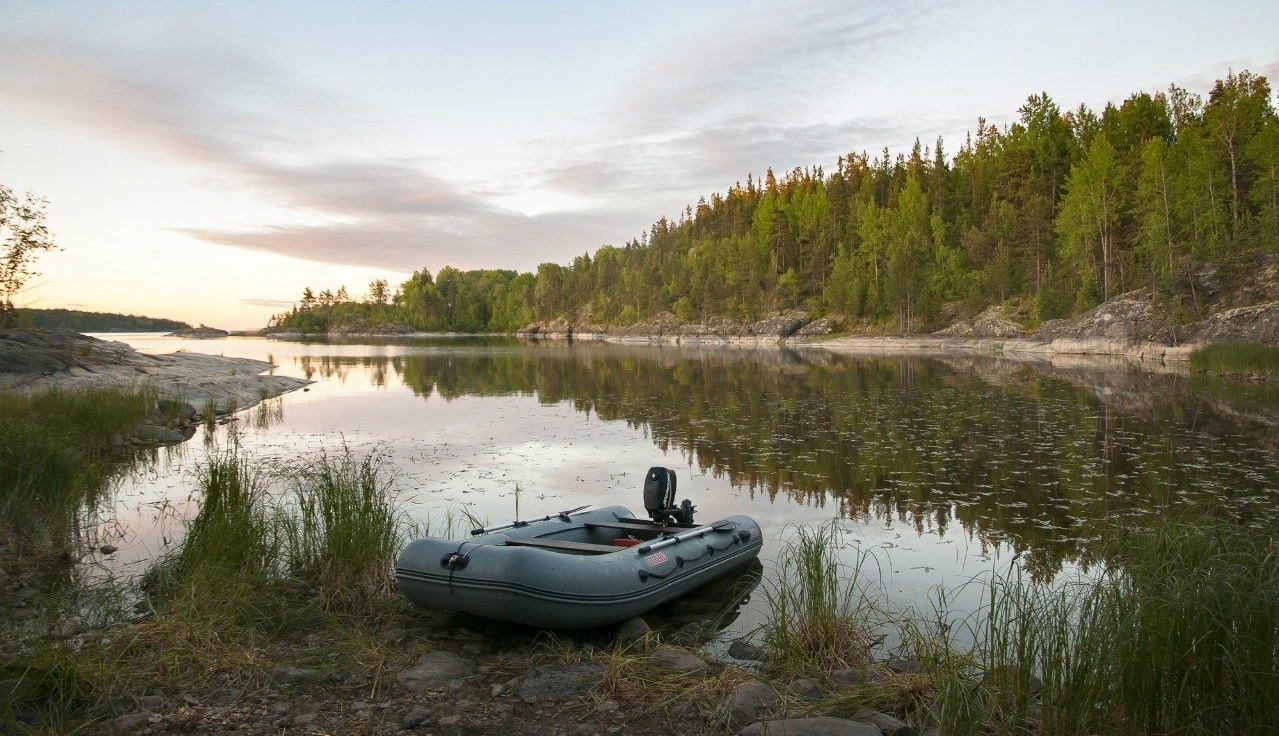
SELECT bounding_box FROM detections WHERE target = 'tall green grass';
[280,445,406,610]
[0,388,159,557]
[760,523,885,673]
[1188,342,1279,377]
[144,442,409,617]
[142,447,279,611]
[760,518,1279,735]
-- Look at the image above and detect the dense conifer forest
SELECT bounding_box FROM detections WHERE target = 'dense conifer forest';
[271,70,1279,335]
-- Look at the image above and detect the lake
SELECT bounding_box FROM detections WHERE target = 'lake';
[96,334,1279,639]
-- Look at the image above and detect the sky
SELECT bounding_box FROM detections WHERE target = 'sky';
[2,1,1277,330]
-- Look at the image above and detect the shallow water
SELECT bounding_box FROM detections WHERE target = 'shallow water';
[93,334,1279,638]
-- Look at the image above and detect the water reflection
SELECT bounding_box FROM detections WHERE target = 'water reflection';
[281,343,1279,582]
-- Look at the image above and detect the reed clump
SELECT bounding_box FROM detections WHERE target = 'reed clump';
[759,523,884,674]
[755,518,1279,735]
[280,444,406,611]
[0,387,158,557]
[1188,341,1279,377]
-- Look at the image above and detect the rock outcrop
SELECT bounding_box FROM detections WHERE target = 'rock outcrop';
[0,329,310,413]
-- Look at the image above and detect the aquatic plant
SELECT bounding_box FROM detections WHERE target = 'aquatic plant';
[0,387,157,557]
[759,522,886,674]
[895,518,1279,735]
[141,445,279,614]
[279,443,406,611]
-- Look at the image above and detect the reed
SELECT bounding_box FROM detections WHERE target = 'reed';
[279,444,406,611]
[759,522,885,674]
[753,516,1279,734]
[904,519,1279,735]
[1188,341,1279,377]
[141,445,279,616]
[0,387,157,557]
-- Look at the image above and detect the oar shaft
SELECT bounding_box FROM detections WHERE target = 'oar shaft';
[471,505,592,535]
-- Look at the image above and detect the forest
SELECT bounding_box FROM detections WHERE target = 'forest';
[13,308,189,332]
[271,70,1279,335]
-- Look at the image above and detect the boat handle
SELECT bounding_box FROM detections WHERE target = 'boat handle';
[471,505,593,535]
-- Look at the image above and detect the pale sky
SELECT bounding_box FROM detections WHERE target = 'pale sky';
[2,1,1276,330]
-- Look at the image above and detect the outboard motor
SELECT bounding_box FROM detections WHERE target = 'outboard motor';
[643,466,695,525]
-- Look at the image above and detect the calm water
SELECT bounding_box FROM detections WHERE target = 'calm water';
[96,334,1279,637]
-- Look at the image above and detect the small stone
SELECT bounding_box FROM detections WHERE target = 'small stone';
[398,651,473,692]
[112,712,157,733]
[856,709,917,736]
[884,658,924,674]
[272,665,317,684]
[829,668,883,687]
[516,663,606,703]
[136,695,164,711]
[788,677,823,699]
[727,639,767,661]
[615,616,652,642]
[401,706,432,727]
[729,680,782,726]
[438,715,462,726]
[100,544,120,555]
[650,644,708,674]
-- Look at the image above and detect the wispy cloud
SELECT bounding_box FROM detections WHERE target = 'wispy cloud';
[0,32,614,271]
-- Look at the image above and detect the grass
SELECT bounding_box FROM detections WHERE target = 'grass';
[758,522,884,674]
[3,439,421,732]
[280,444,407,611]
[761,518,1279,735]
[1188,341,1279,378]
[0,387,161,558]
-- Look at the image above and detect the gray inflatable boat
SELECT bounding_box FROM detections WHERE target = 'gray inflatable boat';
[395,468,764,628]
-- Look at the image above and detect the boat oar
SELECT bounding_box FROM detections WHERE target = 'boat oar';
[636,520,739,554]
[471,505,593,536]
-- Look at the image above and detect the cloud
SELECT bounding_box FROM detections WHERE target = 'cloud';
[611,0,946,136]
[0,31,618,271]
[239,297,297,309]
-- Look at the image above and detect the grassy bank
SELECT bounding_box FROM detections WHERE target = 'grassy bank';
[1188,342,1279,378]
[3,438,420,731]
[0,387,163,559]
[759,518,1279,734]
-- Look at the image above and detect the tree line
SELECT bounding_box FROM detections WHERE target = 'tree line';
[10,308,190,332]
[271,69,1279,335]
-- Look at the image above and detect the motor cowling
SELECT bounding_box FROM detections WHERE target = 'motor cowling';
[643,467,695,524]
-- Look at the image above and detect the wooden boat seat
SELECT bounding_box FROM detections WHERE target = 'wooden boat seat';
[503,538,619,554]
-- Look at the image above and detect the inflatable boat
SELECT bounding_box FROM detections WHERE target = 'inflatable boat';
[395,467,764,628]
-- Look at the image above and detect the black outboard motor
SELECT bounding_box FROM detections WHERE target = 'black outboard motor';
[643,466,695,525]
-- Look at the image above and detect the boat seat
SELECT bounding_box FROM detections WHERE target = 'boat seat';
[616,517,699,528]
[583,521,669,535]
[503,538,619,554]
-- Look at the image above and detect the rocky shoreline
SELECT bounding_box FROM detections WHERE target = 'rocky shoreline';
[93,612,949,736]
[0,329,310,424]
[516,292,1279,363]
